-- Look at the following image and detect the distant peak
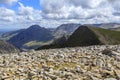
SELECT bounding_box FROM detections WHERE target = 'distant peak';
[28,25,42,29]
[78,25,89,29]
[80,25,89,27]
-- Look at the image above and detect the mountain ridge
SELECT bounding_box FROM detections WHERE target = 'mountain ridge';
[1,23,120,50]
[53,23,80,38]
[37,25,120,50]
[8,25,54,49]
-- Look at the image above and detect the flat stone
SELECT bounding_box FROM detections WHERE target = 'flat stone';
[104,78,117,80]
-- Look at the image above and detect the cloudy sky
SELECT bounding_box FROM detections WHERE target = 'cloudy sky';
[0,0,120,30]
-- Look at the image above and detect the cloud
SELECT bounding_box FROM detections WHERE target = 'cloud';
[40,0,120,25]
[0,0,18,5]
[0,17,14,22]
[0,7,15,22]
[0,2,43,29]
[41,0,111,20]
[68,0,104,8]
[1,0,120,29]
[108,0,120,11]
[0,7,15,16]
[18,2,34,15]
[16,2,42,23]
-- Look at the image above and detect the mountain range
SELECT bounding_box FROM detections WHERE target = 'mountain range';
[84,23,120,28]
[110,27,120,31]
[1,23,120,50]
[37,25,120,50]
[7,25,54,49]
[0,24,80,49]
[0,29,25,40]
[53,23,80,38]
[66,26,120,46]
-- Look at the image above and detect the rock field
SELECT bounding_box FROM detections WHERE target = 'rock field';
[0,45,120,80]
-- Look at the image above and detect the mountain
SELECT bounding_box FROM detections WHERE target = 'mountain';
[85,23,120,29]
[8,25,54,49]
[0,40,18,53]
[0,29,25,40]
[39,23,81,49]
[99,23,120,28]
[110,27,120,31]
[66,26,102,47]
[4,23,120,50]
[66,26,120,46]
[4,23,80,50]
[53,23,120,39]
[37,25,120,50]
[53,23,80,38]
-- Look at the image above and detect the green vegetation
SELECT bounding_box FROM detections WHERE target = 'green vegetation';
[24,40,53,49]
[89,27,120,44]
[37,26,120,50]
[66,26,102,47]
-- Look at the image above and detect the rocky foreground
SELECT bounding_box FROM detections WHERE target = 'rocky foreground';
[0,45,120,80]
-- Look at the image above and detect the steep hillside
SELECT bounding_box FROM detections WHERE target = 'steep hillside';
[8,25,54,49]
[66,26,102,47]
[6,24,80,50]
[90,27,120,44]
[37,26,120,49]
[0,40,18,53]
[110,27,120,31]
[0,29,25,40]
[37,36,68,50]
[66,26,120,47]
[53,23,80,38]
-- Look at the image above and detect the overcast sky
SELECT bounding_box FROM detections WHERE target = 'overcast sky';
[0,0,120,29]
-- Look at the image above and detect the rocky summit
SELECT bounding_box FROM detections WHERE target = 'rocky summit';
[0,45,120,80]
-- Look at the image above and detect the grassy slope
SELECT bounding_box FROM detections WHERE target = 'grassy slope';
[37,26,120,50]
[24,40,53,49]
[110,27,120,31]
[89,27,120,45]
[66,26,102,47]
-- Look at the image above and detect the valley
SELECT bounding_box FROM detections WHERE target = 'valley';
[1,23,120,50]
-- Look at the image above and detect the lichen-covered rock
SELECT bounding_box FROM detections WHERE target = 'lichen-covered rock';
[0,45,120,79]
[104,78,117,80]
